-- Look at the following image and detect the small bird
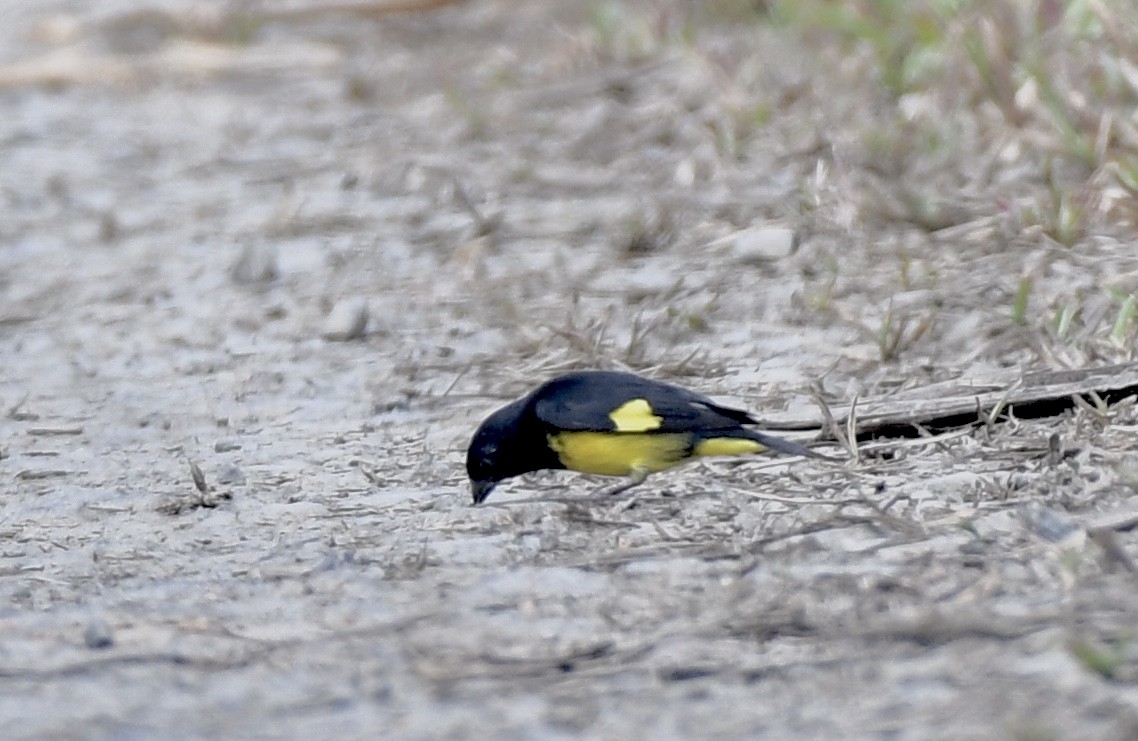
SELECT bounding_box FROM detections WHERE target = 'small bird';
[466,370,818,504]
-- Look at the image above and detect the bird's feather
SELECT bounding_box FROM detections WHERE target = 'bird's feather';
[532,371,758,434]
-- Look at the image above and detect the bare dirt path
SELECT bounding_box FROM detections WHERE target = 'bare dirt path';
[2,2,1137,739]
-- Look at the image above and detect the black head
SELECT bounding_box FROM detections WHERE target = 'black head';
[466,398,540,504]
[464,400,525,505]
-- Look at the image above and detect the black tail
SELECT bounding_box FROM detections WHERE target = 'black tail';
[740,429,820,458]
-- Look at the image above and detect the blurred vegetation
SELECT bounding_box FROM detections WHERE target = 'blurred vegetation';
[765,0,1138,177]
[769,0,1138,362]
[589,0,1138,224]
[588,0,1138,366]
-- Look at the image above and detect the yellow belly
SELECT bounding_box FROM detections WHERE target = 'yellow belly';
[546,432,768,477]
[693,437,766,457]
[547,431,691,476]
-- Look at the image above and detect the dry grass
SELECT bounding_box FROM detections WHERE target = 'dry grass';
[574,0,1138,377]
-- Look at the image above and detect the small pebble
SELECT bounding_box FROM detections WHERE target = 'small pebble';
[216,464,246,486]
[231,242,279,284]
[731,226,797,262]
[138,412,171,430]
[84,619,114,650]
[322,297,369,341]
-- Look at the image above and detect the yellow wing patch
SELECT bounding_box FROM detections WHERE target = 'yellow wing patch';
[548,431,688,476]
[693,437,765,457]
[608,398,663,432]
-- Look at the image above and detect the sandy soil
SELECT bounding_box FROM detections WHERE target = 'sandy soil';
[2,1,1138,739]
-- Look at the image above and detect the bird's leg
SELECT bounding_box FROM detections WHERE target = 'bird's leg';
[598,466,650,497]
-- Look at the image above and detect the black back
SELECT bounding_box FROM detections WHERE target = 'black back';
[531,370,757,434]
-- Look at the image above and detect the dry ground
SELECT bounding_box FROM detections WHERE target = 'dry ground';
[2,1,1138,739]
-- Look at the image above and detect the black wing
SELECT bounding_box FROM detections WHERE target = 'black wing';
[531,371,757,433]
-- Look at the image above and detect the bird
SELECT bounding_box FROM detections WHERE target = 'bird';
[466,370,819,504]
